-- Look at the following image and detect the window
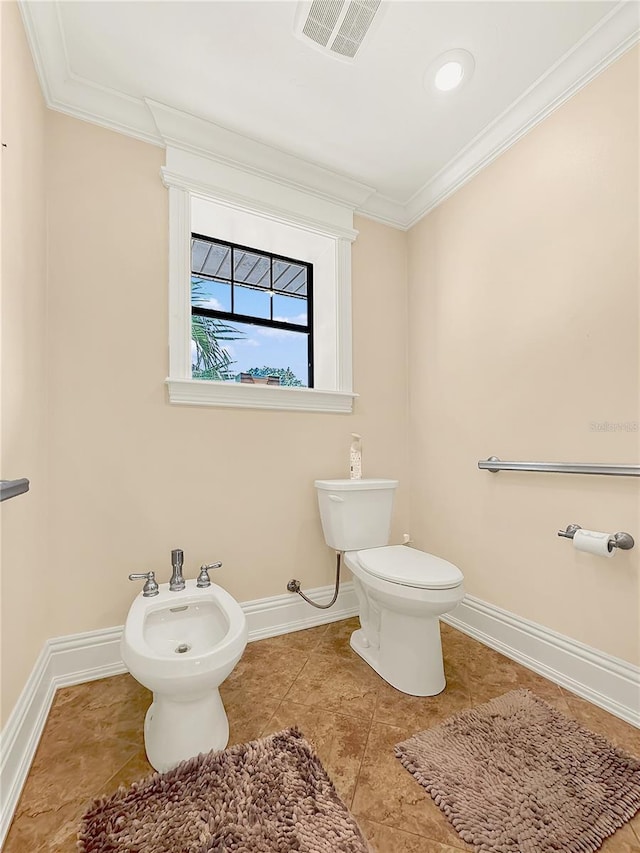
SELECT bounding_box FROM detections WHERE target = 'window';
[191,236,313,388]
[163,145,359,412]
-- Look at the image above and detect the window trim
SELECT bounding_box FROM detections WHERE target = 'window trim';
[165,378,357,412]
[163,151,358,413]
[190,233,314,388]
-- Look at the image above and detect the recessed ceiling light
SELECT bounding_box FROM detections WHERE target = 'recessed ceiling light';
[426,49,475,94]
[435,61,465,92]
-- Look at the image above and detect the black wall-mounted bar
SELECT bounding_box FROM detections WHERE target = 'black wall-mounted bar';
[0,479,30,501]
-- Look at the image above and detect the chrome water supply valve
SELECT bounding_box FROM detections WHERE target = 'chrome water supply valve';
[287,552,342,609]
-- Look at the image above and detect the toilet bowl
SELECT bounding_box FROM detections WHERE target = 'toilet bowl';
[346,545,463,695]
[121,579,248,772]
[315,479,464,696]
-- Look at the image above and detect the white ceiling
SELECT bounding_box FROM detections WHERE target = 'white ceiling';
[20,1,640,227]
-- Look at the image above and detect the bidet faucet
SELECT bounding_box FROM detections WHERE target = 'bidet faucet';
[128,571,159,597]
[169,548,185,591]
[197,561,223,588]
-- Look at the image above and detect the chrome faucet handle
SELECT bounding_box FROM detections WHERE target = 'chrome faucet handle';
[197,562,222,588]
[128,571,159,597]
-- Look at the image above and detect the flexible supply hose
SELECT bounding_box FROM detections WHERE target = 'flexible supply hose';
[286,552,342,609]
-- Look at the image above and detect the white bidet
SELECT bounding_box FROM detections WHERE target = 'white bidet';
[121,579,247,772]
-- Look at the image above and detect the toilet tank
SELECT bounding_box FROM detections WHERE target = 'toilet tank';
[314,479,398,552]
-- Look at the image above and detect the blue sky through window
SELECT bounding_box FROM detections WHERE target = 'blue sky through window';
[219,320,308,385]
[191,279,309,385]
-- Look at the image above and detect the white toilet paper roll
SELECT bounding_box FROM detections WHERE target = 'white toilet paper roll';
[573,529,615,558]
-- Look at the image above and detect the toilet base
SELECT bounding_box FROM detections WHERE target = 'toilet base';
[144,688,229,772]
[350,617,446,697]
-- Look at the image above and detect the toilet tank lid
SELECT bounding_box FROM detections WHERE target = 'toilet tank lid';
[314,478,399,491]
[357,545,463,589]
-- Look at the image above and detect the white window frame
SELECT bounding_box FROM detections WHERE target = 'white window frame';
[163,148,358,413]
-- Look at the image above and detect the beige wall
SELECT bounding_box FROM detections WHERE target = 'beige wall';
[44,113,409,639]
[2,8,638,726]
[0,2,49,723]
[407,47,639,665]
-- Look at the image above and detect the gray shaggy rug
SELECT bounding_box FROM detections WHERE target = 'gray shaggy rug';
[78,728,370,853]
[396,689,640,853]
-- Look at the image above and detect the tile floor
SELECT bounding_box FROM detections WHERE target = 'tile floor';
[5,618,640,852]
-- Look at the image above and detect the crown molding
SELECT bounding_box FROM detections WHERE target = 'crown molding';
[146,100,374,212]
[19,0,377,213]
[18,1,161,146]
[19,0,640,232]
[353,193,409,230]
[403,1,640,228]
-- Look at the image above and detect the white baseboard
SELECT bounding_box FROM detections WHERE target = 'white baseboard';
[0,581,357,846]
[0,625,130,844]
[242,581,358,641]
[443,594,640,728]
[0,644,55,849]
[3,585,637,845]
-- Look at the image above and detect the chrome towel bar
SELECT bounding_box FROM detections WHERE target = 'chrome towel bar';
[478,457,640,477]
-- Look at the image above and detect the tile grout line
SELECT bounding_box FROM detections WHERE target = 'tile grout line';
[9,620,639,852]
[88,743,146,799]
[348,675,381,812]
[277,633,384,723]
[280,653,312,702]
[362,818,474,853]
[351,716,475,852]
[258,698,284,739]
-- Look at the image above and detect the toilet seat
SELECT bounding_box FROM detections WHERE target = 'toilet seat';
[356,545,463,590]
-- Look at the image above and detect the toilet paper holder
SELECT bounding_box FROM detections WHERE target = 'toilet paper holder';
[557,524,635,550]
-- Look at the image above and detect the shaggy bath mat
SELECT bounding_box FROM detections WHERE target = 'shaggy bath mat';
[78,728,370,853]
[395,689,640,853]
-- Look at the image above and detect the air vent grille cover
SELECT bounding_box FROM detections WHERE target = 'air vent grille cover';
[302,1,344,47]
[296,0,382,60]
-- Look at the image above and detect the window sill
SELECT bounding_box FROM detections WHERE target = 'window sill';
[166,378,357,413]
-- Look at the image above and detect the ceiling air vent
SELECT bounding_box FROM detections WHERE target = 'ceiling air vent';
[295,0,382,61]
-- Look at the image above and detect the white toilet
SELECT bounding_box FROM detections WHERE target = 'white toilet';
[315,478,464,696]
[121,579,248,772]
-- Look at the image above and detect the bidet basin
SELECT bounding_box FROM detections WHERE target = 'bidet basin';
[121,579,248,771]
[144,600,229,656]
